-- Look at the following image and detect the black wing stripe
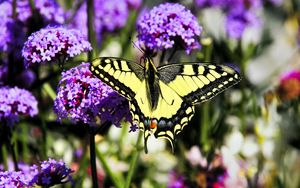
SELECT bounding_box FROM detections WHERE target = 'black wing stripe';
[158,63,241,104]
[90,57,145,99]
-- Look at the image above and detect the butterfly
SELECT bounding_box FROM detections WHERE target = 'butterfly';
[90,56,241,153]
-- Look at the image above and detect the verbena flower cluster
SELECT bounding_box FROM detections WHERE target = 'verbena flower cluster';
[137,3,202,54]
[0,16,25,53]
[70,0,141,42]
[0,171,35,187]
[31,158,73,186]
[0,0,64,54]
[0,158,73,187]
[54,63,131,126]
[22,26,92,68]
[0,87,38,126]
[0,0,64,24]
[195,0,263,39]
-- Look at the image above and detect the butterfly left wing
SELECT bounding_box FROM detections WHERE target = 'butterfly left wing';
[90,57,145,100]
[157,63,241,104]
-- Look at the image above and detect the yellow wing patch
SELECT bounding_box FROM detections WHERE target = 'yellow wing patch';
[90,58,145,99]
[158,64,241,104]
[130,81,195,152]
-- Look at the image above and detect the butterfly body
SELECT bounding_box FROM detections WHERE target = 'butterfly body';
[90,57,241,152]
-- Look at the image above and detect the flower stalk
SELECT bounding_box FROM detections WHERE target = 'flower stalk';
[124,131,143,188]
[96,144,123,188]
[89,130,99,188]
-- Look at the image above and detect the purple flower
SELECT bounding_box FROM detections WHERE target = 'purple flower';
[129,123,138,132]
[69,0,139,41]
[0,171,34,187]
[0,17,25,53]
[222,0,262,11]
[167,171,187,188]
[225,9,260,39]
[0,159,73,187]
[96,0,129,32]
[34,0,65,24]
[194,0,222,8]
[22,26,92,68]
[194,0,262,39]
[0,162,38,187]
[31,158,73,187]
[0,87,38,126]
[126,0,142,9]
[0,0,64,24]
[54,63,131,126]
[137,3,202,54]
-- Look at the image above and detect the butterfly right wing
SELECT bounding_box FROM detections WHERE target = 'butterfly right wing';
[90,57,145,100]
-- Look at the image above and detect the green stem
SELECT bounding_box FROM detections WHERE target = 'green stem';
[118,123,128,158]
[96,144,122,188]
[87,0,96,61]
[28,0,35,10]
[1,144,8,170]
[74,135,90,188]
[7,126,18,171]
[89,132,99,188]
[240,58,248,132]
[42,83,56,101]
[40,119,47,160]
[120,11,138,57]
[200,103,210,150]
[21,124,29,163]
[124,131,143,188]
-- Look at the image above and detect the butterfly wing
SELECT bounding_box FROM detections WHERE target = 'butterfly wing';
[90,57,145,99]
[130,79,194,152]
[158,63,241,104]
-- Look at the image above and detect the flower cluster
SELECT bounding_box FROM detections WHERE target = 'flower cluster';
[0,171,35,187]
[70,0,141,42]
[137,3,202,54]
[31,158,73,186]
[54,63,131,126]
[0,87,38,126]
[276,70,300,101]
[225,8,260,39]
[195,0,262,39]
[0,16,25,53]
[0,0,64,24]
[0,158,73,187]
[22,26,92,68]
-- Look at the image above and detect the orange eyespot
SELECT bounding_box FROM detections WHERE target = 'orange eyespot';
[150,119,157,129]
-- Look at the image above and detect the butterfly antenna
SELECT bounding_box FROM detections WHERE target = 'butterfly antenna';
[131,39,144,54]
